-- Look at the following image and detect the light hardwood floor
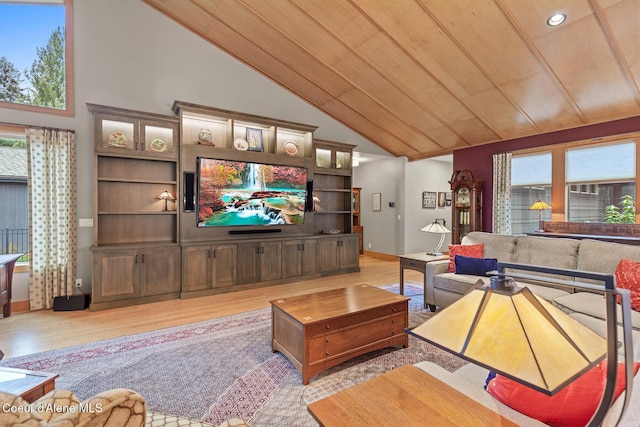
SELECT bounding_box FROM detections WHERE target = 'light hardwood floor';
[0,255,425,359]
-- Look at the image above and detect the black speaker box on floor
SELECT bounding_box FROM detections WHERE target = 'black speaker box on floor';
[53,294,90,311]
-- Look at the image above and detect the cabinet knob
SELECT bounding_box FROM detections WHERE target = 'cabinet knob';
[325,325,330,329]
[325,352,330,355]
[409,262,416,267]
[325,339,330,343]
[391,331,396,335]
[392,308,397,312]
[391,319,396,323]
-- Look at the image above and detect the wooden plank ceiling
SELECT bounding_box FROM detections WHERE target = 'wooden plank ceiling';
[141,0,640,161]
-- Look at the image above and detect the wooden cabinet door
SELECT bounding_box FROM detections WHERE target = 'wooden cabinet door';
[182,245,212,292]
[281,240,302,279]
[339,235,360,270]
[211,244,237,287]
[317,237,340,273]
[260,241,282,281]
[301,238,317,275]
[237,243,260,285]
[92,249,139,303]
[140,247,180,296]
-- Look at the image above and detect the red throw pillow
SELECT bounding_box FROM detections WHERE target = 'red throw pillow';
[447,244,484,272]
[487,361,640,427]
[615,258,640,311]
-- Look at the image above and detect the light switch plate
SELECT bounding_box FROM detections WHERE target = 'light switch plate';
[79,218,93,227]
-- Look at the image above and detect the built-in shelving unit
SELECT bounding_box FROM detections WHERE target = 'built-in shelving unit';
[88,102,360,310]
[88,103,181,310]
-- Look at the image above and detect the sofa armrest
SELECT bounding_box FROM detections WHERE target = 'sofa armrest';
[425,260,450,308]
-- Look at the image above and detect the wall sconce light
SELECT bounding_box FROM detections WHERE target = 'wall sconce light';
[157,190,175,211]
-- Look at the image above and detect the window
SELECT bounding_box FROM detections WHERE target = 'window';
[511,153,552,235]
[0,0,73,116]
[0,125,28,262]
[566,142,635,222]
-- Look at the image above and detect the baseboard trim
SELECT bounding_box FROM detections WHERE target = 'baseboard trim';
[363,251,398,262]
[11,300,30,313]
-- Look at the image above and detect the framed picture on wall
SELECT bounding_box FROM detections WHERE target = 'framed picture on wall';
[372,193,381,211]
[438,192,447,207]
[422,191,436,209]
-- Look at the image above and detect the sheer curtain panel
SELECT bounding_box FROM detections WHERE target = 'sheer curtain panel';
[27,128,77,310]
[492,152,512,235]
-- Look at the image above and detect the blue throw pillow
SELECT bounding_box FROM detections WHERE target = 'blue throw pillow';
[454,254,498,276]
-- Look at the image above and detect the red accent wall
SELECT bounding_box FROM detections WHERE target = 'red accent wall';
[453,115,640,232]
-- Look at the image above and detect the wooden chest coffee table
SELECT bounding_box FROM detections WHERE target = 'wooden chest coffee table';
[270,284,409,384]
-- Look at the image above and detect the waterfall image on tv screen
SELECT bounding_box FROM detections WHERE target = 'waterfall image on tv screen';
[197,158,308,227]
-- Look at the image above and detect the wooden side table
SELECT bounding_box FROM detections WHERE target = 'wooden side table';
[0,367,59,403]
[398,252,447,309]
[0,254,23,318]
[308,364,519,427]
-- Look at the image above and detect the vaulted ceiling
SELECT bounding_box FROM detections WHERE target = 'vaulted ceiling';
[142,0,640,161]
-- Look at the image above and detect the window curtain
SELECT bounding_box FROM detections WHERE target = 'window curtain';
[492,152,512,235]
[26,128,77,310]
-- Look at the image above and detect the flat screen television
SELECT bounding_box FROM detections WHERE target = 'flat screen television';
[197,157,308,227]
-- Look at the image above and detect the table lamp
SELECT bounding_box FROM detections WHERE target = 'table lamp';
[157,190,175,211]
[420,220,451,256]
[530,200,551,233]
[408,262,634,426]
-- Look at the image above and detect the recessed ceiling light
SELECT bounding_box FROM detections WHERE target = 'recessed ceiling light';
[547,13,567,26]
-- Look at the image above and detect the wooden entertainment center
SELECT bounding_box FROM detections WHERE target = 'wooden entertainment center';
[88,102,360,310]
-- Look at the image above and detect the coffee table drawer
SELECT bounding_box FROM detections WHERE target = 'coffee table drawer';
[308,312,406,362]
[307,302,406,337]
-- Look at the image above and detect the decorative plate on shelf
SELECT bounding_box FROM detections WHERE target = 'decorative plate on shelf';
[284,141,299,156]
[234,138,249,151]
[198,128,214,146]
[149,138,167,152]
[107,131,128,148]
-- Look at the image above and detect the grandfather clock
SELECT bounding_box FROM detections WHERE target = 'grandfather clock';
[449,170,483,244]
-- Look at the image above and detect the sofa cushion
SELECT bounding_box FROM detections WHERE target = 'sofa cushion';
[487,361,639,427]
[615,258,640,311]
[520,283,571,303]
[454,255,498,276]
[434,273,488,295]
[463,232,517,262]
[553,292,640,331]
[577,239,640,284]
[510,236,580,282]
[448,244,484,272]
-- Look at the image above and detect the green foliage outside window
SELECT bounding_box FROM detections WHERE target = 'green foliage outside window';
[0,27,65,109]
[604,195,636,223]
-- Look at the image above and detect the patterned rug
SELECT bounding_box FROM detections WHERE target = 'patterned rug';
[0,283,466,427]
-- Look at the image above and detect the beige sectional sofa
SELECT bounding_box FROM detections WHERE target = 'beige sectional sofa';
[419,231,640,426]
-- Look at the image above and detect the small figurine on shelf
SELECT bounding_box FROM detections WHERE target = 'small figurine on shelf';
[197,128,214,146]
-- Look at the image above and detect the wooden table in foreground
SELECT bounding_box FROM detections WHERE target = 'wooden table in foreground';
[270,284,409,385]
[308,364,519,427]
[0,367,59,403]
[398,252,448,309]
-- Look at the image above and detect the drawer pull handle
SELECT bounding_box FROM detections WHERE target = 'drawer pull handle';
[392,320,396,323]
[391,331,396,335]
[325,352,330,355]
[409,262,416,267]
[326,325,330,329]
[392,308,397,312]
[325,339,330,343]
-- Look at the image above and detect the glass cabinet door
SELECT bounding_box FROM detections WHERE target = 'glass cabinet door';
[141,121,176,157]
[98,116,137,152]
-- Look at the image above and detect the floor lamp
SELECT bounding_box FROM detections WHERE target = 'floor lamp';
[408,262,634,426]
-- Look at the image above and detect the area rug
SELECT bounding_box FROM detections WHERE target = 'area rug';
[0,283,466,426]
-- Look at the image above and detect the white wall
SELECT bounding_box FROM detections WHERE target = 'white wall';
[3,0,390,303]
[353,156,453,255]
